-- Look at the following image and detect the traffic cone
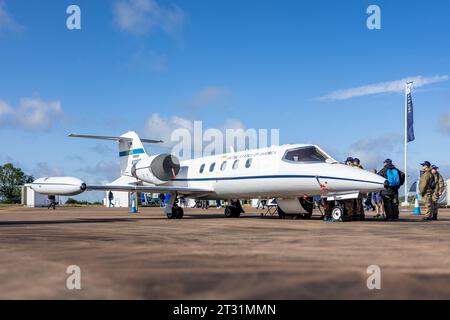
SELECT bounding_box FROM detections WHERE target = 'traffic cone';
[413,194,421,215]
[130,194,138,214]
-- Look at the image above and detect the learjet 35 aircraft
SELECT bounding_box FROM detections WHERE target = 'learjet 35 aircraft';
[27,131,386,221]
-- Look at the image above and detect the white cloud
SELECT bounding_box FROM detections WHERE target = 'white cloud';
[91,143,116,156]
[348,134,403,171]
[142,113,265,159]
[143,114,247,148]
[31,162,65,178]
[317,75,449,101]
[438,111,450,135]
[78,160,121,182]
[0,97,62,130]
[0,100,12,116]
[220,118,246,132]
[143,113,193,148]
[0,1,24,33]
[113,0,186,36]
[189,86,231,108]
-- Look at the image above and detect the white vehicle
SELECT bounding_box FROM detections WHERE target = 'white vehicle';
[27,131,386,221]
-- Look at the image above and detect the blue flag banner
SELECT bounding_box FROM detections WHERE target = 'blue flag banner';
[406,83,415,143]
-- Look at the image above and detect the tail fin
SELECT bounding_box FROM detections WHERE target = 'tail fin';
[118,131,149,175]
[68,131,163,175]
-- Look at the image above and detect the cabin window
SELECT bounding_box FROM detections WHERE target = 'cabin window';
[209,162,216,172]
[245,158,252,168]
[232,160,239,170]
[283,146,328,163]
[199,164,205,174]
[220,161,227,171]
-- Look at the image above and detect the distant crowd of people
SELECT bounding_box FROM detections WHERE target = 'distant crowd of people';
[344,157,445,221]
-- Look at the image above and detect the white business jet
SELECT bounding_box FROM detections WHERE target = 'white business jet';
[28,131,386,221]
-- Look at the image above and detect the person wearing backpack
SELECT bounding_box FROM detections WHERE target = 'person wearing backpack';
[419,161,435,221]
[377,159,405,221]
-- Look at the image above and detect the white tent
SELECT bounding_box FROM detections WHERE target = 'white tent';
[103,191,130,208]
[21,186,59,207]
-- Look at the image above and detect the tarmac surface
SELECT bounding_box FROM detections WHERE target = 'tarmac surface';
[1,205,450,299]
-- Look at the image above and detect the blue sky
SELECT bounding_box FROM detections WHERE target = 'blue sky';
[1,0,449,199]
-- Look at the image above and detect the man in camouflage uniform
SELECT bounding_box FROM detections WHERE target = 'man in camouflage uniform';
[431,165,445,220]
[419,161,435,221]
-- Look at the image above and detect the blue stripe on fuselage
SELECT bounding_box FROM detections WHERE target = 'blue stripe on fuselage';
[171,175,384,185]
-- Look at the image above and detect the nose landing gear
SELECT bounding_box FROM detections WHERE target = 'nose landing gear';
[331,204,346,221]
[325,200,364,222]
[164,193,184,219]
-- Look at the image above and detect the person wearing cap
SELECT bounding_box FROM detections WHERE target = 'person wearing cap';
[345,157,354,166]
[431,165,444,220]
[419,161,435,221]
[377,159,405,221]
[343,157,361,219]
[352,158,364,169]
[351,158,365,218]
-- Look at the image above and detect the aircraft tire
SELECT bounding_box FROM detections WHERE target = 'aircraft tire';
[175,207,184,219]
[225,206,240,218]
[331,205,345,222]
[224,206,233,218]
[167,207,183,219]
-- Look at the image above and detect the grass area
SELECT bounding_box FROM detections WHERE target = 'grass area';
[62,204,104,207]
[0,203,22,207]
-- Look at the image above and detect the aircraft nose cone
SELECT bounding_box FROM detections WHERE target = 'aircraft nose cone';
[360,170,386,191]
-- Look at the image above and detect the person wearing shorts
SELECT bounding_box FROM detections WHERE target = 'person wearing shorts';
[371,169,385,220]
[372,192,384,219]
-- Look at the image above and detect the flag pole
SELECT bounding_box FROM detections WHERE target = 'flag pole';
[403,81,413,206]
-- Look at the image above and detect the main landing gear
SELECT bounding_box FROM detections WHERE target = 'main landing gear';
[165,193,184,219]
[224,200,245,218]
[166,205,184,219]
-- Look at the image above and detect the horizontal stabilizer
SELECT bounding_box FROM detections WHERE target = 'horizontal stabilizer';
[68,134,163,143]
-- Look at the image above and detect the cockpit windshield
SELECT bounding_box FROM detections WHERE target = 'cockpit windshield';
[283,146,328,163]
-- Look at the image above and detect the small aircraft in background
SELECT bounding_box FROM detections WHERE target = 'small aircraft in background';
[27,131,386,221]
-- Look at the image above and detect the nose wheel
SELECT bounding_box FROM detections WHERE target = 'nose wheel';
[331,205,344,221]
[329,203,351,222]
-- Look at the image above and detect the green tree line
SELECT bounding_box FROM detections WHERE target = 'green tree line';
[0,163,34,204]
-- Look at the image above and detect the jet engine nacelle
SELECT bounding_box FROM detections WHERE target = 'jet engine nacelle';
[131,154,180,185]
[29,177,87,196]
[277,197,312,214]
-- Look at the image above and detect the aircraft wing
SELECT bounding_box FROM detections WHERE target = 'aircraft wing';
[86,184,214,196]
